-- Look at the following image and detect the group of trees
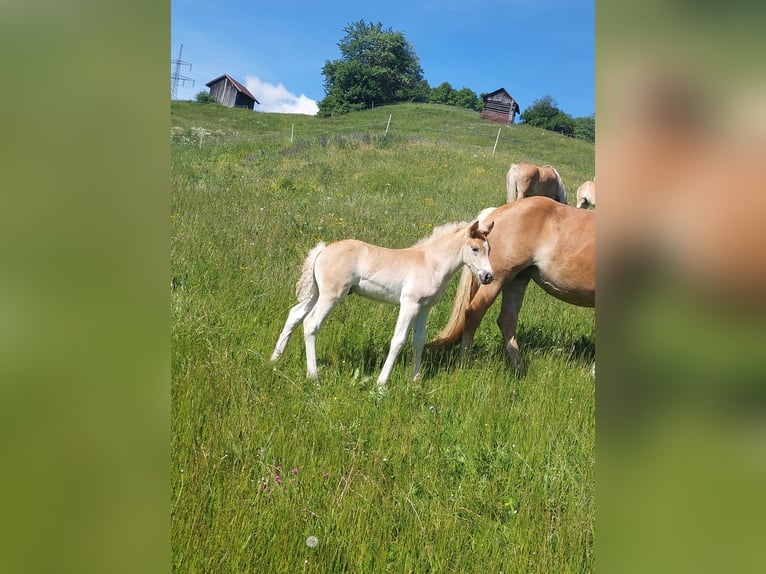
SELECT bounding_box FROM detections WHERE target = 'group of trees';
[521,95,595,142]
[318,21,487,116]
[318,21,593,142]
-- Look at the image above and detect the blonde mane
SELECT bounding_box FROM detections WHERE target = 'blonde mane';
[414,221,468,247]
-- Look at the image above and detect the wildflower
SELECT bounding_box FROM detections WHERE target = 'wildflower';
[306,536,319,548]
[275,475,282,485]
[291,468,298,475]
[323,472,329,479]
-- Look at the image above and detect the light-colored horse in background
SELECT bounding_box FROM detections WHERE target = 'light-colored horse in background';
[576,179,596,209]
[271,219,495,388]
[506,163,568,204]
[429,197,594,370]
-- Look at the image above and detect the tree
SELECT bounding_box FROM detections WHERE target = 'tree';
[195,91,216,104]
[572,115,595,143]
[428,81,455,105]
[520,95,575,137]
[318,21,428,117]
[452,87,481,111]
[428,82,481,111]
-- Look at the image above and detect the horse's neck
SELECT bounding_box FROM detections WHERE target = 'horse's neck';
[420,231,465,279]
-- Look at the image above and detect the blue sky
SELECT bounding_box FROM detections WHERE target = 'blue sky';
[171,0,594,117]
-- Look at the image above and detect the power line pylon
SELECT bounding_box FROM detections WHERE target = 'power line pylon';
[171,44,194,100]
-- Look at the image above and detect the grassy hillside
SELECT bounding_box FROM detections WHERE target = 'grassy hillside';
[172,102,595,572]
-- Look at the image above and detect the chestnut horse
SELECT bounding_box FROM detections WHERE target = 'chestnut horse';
[576,179,596,209]
[271,219,495,388]
[429,197,594,369]
[506,163,568,204]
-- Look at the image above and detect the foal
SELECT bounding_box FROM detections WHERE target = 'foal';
[271,220,494,388]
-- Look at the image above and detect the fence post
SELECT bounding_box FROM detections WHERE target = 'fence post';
[492,127,501,156]
[290,124,294,143]
[384,114,392,137]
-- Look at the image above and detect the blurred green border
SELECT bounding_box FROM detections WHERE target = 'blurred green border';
[0,1,169,573]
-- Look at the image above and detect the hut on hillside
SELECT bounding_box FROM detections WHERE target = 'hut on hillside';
[205,74,260,109]
[481,88,520,125]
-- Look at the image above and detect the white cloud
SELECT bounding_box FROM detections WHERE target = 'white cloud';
[244,75,318,115]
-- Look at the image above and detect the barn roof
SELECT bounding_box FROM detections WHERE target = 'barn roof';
[205,74,260,104]
[483,87,515,101]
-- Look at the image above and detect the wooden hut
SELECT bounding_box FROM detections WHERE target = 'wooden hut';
[481,88,520,125]
[205,74,260,109]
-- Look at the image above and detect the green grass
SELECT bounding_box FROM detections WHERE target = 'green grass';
[172,101,595,572]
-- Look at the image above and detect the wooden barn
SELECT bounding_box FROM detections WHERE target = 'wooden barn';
[205,74,260,110]
[481,88,520,125]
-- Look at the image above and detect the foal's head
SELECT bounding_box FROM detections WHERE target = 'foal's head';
[464,220,495,285]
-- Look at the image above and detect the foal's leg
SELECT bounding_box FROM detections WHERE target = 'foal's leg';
[460,280,503,361]
[497,276,530,369]
[302,292,344,379]
[271,294,318,361]
[410,308,429,381]
[377,301,420,387]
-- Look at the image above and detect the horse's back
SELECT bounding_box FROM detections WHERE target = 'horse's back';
[487,198,595,301]
[523,198,595,303]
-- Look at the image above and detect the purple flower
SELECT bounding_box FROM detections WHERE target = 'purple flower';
[323,472,329,479]
[291,468,298,475]
[275,475,282,485]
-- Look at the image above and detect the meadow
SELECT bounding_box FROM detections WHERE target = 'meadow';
[171,101,595,572]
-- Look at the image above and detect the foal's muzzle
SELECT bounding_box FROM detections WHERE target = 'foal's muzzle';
[478,270,494,285]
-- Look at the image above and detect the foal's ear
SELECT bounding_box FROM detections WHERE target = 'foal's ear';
[470,219,494,237]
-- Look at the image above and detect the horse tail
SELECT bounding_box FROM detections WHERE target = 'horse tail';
[551,167,568,204]
[506,164,519,202]
[428,266,480,347]
[295,242,326,302]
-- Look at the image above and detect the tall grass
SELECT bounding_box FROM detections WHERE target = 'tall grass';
[172,102,594,572]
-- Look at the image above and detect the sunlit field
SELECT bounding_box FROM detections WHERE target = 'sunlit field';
[172,101,595,572]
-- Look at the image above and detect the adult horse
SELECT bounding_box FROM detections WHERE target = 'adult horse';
[429,197,594,369]
[576,179,596,209]
[271,219,495,388]
[506,163,568,204]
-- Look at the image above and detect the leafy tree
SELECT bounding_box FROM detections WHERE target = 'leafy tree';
[318,21,428,116]
[428,82,480,111]
[195,91,216,104]
[429,81,455,105]
[520,95,575,137]
[453,87,481,111]
[573,115,595,143]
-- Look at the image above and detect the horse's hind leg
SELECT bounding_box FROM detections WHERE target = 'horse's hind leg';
[497,276,530,369]
[302,292,344,379]
[461,280,503,361]
[271,294,318,361]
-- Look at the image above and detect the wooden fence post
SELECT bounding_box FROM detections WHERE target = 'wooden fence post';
[492,127,501,155]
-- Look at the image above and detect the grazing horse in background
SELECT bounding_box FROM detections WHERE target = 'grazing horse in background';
[576,179,596,209]
[506,163,568,204]
[429,197,594,369]
[271,219,495,388]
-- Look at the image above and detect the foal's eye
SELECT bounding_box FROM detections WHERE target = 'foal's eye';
[471,246,479,254]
